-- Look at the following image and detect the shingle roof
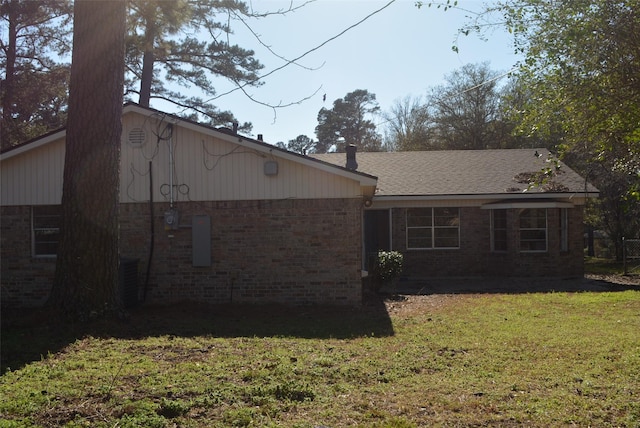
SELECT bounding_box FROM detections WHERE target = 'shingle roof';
[312,149,598,197]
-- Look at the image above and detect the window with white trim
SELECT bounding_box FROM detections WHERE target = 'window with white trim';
[407,207,459,249]
[519,208,547,252]
[491,209,507,252]
[32,205,61,257]
[559,208,569,252]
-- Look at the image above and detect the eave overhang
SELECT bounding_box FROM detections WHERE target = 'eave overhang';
[372,192,599,202]
[122,104,378,189]
[480,200,576,209]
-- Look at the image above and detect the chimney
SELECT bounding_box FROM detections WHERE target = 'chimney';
[345,144,358,171]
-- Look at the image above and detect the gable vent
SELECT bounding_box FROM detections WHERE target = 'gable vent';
[128,127,146,147]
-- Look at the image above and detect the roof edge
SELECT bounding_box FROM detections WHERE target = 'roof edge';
[373,192,599,202]
[122,104,378,186]
[1,103,378,187]
[0,128,66,161]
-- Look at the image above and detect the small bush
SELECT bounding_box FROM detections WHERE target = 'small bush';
[274,382,315,402]
[376,251,403,281]
[371,251,403,292]
[156,398,190,419]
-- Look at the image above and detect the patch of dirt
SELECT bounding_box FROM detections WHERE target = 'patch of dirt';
[381,294,461,316]
[378,274,639,317]
[585,273,640,286]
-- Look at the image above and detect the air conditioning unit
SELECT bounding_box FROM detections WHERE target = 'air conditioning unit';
[119,257,139,308]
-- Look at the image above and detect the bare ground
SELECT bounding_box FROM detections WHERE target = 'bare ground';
[377,273,640,315]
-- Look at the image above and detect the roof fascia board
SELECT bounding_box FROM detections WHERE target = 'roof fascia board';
[1,104,376,187]
[184,124,378,186]
[0,129,66,161]
[125,105,378,187]
[480,201,576,209]
[373,192,598,203]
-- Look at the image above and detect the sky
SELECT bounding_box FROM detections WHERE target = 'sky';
[156,0,522,146]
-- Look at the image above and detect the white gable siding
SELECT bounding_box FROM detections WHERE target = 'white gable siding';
[1,111,363,206]
[121,112,362,203]
[1,138,65,205]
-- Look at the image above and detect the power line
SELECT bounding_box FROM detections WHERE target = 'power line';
[207,0,398,103]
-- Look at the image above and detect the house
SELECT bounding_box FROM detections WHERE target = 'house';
[1,103,376,308]
[313,149,598,279]
[0,104,598,308]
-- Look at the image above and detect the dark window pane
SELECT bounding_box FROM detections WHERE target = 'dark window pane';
[493,210,507,228]
[521,240,547,252]
[434,227,459,248]
[434,207,459,226]
[407,209,432,227]
[520,230,547,251]
[33,215,58,229]
[34,230,60,256]
[33,206,61,256]
[520,208,546,228]
[408,228,432,248]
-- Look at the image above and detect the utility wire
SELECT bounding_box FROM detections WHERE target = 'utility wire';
[207,0,398,102]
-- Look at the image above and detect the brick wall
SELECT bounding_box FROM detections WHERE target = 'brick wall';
[1,201,587,308]
[0,206,56,307]
[391,206,585,278]
[2,198,364,308]
[123,199,363,305]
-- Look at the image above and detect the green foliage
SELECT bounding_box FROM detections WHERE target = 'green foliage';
[438,0,640,259]
[511,0,640,168]
[372,250,404,289]
[223,407,257,427]
[272,381,315,402]
[1,0,266,147]
[125,0,262,128]
[276,134,317,154]
[0,0,73,149]
[429,62,511,150]
[384,63,534,151]
[156,397,191,418]
[415,1,459,11]
[315,89,383,153]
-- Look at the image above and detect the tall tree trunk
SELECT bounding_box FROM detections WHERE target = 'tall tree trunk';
[1,1,17,150]
[138,15,156,107]
[138,48,154,107]
[50,0,126,320]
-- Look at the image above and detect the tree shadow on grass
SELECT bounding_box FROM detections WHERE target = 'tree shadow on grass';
[1,291,393,375]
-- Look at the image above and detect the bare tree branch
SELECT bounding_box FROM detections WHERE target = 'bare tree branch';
[204,0,397,113]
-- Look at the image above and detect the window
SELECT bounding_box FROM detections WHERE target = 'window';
[519,208,547,252]
[491,209,507,252]
[407,208,459,249]
[32,205,61,257]
[559,208,569,252]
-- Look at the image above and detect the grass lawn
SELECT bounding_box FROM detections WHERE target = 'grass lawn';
[1,281,639,427]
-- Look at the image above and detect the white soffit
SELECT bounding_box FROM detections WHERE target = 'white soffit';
[481,201,575,209]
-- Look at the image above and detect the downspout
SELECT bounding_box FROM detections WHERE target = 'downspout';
[143,161,154,301]
[168,123,175,207]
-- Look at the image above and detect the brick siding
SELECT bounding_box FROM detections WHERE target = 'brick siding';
[1,201,586,308]
[1,198,364,308]
[391,206,585,278]
[1,206,56,306]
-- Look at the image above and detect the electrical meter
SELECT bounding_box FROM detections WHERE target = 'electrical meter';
[164,209,179,230]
